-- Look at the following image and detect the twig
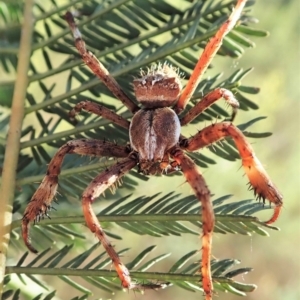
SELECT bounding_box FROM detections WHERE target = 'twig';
[0,0,34,296]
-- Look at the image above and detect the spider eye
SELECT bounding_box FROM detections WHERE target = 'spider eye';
[133,64,182,108]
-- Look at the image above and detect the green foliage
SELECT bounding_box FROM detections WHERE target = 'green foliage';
[0,0,279,299]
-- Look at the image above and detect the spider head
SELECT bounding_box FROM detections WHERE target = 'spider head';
[133,63,182,108]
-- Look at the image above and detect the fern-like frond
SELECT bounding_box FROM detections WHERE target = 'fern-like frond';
[7,193,277,296]
[5,241,259,296]
[11,193,277,246]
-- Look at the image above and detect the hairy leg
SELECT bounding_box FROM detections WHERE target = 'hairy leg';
[22,139,130,253]
[81,155,166,290]
[81,156,137,289]
[170,148,213,300]
[65,12,139,114]
[181,122,283,223]
[69,99,130,129]
[180,88,239,126]
[175,0,247,113]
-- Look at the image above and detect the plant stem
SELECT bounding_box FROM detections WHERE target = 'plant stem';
[0,0,34,296]
[10,213,279,232]
[5,266,256,293]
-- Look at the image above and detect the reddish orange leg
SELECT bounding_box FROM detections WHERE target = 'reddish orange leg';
[81,156,137,289]
[81,156,169,290]
[182,122,283,223]
[170,148,213,300]
[69,100,130,129]
[175,0,247,113]
[22,139,130,253]
[64,12,139,114]
[180,88,239,126]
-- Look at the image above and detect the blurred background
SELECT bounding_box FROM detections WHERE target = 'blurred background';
[1,0,299,300]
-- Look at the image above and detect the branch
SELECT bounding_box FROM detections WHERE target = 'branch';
[0,0,34,296]
[11,213,279,232]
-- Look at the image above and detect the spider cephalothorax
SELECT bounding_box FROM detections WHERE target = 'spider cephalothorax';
[22,1,283,299]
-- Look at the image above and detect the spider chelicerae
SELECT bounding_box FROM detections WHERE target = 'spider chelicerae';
[22,0,283,299]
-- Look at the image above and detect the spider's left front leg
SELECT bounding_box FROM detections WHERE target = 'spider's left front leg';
[170,147,213,300]
[181,122,283,224]
[65,12,139,114]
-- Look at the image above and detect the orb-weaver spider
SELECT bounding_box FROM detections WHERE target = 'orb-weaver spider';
[22,0,283,299]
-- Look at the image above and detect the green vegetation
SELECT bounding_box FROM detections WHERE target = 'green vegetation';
[0,1,298,300]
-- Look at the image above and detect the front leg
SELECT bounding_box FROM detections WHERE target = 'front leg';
[181,122,283,224]
[65,12,139,114]
[22,139,130,253]
[175,0,247,113]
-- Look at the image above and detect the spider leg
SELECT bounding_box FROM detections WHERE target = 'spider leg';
[170,147,213,300]
[65,12,139,114]
[22,139,130,253]
[180,88,239,126]
[181,122,283,224]
[81,155,138,289]
[69,99,130,129]
[81,155,169,290]
[175,0,247,113]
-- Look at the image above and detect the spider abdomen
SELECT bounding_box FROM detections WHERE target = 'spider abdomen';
[129,107,180,164]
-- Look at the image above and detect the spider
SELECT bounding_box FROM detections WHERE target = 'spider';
[22,0,283,299]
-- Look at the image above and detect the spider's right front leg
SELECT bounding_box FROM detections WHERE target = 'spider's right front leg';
[22,139,129,253]
[175,0,247,113]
